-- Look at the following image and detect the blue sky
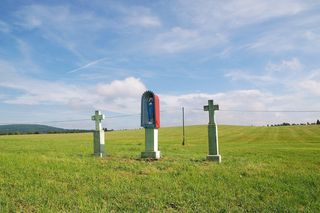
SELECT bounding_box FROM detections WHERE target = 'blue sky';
[1,0,320,129]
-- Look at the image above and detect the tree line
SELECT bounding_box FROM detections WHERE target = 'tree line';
[268,119,320,127]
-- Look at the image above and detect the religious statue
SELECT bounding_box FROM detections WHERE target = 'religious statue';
[140,90,161,159]
[147,97,154,124]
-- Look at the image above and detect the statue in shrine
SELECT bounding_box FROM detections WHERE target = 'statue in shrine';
[147,97,154,124]
[141,91,160,159]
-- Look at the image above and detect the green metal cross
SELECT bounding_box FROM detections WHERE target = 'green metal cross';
[203,100,219,125]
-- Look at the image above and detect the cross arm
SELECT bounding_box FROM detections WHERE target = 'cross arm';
[204,104,219,111]
[91,113,105,121]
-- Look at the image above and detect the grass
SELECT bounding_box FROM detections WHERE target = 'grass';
[0,125,319,212]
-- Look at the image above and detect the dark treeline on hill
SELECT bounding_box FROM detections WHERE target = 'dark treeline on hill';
[103,128,114,132]
[0,124,92,135]
[268,119,320,127]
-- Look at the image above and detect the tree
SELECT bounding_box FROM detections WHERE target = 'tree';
[317,119,320,125]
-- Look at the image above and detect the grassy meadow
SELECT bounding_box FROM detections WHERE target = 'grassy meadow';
[0,125,319,212]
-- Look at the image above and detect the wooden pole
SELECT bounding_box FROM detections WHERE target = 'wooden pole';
[182,107,185,145]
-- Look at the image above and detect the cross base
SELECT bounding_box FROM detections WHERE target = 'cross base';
[93,130,105,157]
[141,128,161,159]
[207,154,221,163]
[141,151,161,159]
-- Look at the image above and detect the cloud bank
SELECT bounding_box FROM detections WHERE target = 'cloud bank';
[1,58,319,128]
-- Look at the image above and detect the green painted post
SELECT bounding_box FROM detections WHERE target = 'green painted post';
[204,100,221,163]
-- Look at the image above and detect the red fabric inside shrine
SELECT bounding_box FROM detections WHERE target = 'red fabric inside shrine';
[154,94,160,128]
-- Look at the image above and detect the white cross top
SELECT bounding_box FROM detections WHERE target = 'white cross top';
[91,110,105,131]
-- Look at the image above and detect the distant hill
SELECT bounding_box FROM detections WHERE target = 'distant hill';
[0,124,91,135]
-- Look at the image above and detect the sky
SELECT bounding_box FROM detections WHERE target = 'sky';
[0,0,320,129]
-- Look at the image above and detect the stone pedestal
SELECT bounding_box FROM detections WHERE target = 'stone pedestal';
[207,124,221,163]
[207,154,221,162]
[141,128,160,159]
[93,130,105,157]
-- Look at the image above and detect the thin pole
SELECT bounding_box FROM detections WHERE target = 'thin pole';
[182,107,185,145]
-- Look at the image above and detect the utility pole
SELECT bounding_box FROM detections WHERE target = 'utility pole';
[182,107,185,145]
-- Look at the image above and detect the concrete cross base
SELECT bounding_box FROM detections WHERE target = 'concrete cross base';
[94,147,106,157]
[141,151,161,159]
[207,154,221,163]
[93,130,105,157]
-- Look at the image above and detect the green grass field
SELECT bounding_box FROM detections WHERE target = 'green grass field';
[0,125,319,212]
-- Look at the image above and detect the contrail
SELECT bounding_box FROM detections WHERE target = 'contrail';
[68,57,108,73]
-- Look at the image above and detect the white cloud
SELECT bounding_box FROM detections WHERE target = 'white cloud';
[149,27,227,53]
[126,14,161,28]
[223,58,320,119]
[246,12,320,53]
[147,0,313,54]
[225,70,274,82]
[304,30,320,42]
[2,76,147,114]
[0,60,16,77]
[299,80,320,96]
[13,3,164,60]
[161,90,274,111]
[171,1,318,55]
[262,58,310,90]
[97,77,146,98]
[16,5,106,31]
[150,27,198,53]
[14,5,108,57]
[266,58,303,72]
[159,89,320,126]
[174,0,308,30]
[1,60,319,127]
[297,69,320,96]
[3,80,93,106]
[108,4,162,28]
[0,62,147,114]
[247,31,298,53]
[225,58,304,87]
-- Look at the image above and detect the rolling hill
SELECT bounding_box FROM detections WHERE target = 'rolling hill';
[0,124,87,134]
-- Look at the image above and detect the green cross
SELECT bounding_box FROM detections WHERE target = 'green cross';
[91,110,105,131]
[203,100,219,124]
